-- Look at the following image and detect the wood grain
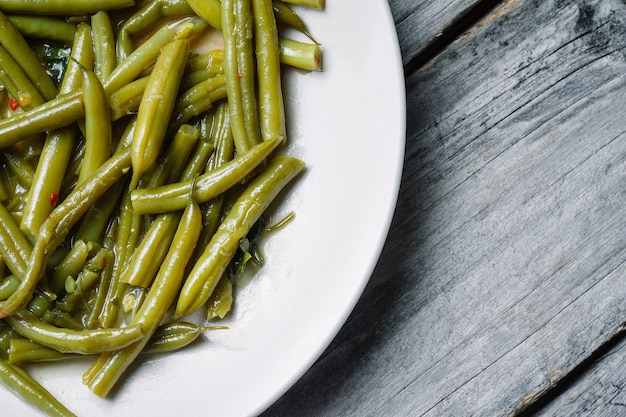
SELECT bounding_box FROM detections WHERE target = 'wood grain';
[263,0,626,415]
[388,0,486,65]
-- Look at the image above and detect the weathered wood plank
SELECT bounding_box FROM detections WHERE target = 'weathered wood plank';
[531,331,626,416]
[388,0,487,65]
[263,0,626,415]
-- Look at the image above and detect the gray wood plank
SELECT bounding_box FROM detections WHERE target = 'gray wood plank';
[532,331,626,416]
[388,0,486,65]
[263,0,626,416]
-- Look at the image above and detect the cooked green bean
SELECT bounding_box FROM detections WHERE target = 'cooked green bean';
[0,203,30,278]
[49,240,92,296]
[77,38,112,185]
[130,38,189,188]
[0,91,83,149]
[0,44,45,110]
[0,11,57,101]
[0,276,18,300]
[0,359,77,417]
[86,187,201,397]
[279,37,322,71]
[222,0,259,154]
[130,137,280,214]
[281,0,324,9]
[117,0,194,62]
[253,0,286,143]
[91,11,116,81]
[6,309,144,354]
[7,15,75,43]
[184,0,222,30]
[8,338,68,363]
[171,74,227,130]
[2,147,34,189]
[0,0,136,15]
[175,155,305,317]
[108,75,149,120]
[103,16,205,95]
[273,1,317,43]
[0,147,131,318]
[20,23,92,240]
[206,275,233,320]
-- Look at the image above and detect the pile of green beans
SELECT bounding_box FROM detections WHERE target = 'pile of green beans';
[0,0,322,415]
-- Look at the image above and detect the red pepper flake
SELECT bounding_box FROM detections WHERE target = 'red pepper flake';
[8,96,18,111]
[237,72,242,81]
[49,193,59,206]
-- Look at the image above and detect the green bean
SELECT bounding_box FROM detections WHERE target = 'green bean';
[0,146,131,318]
[222,0,259,154]
[281,0,324,9]
[0,359,77,417]
[145,123,200,188]
[2,147,34,189]
[0,91,83,149]
[142,321,226,355]
[49,240,92,296]
[171,74,226,130]
[7,15,76,43]
[184,49,224,75]
[42,310,84,331]
[74,180,124,244]
[191,102,234,264]
[184,0,222,30]
[175,155,305,317]
[0,0,136,15]
[77,48,112,186]
[0,325,18,359]
[0,44,45,110]
[273,1,317,43]
[85,186,202,397]
[279,37,322,71]
[108,75,149,120]
[84,221,116,329]
[206,275,233,320]
[0,276,19,300]
[253,0,286,143]
[8,337,68,363]
[122,126,199,288]
[103,16,205,95]
[0,203,30,278]
[130,137,280,214]
[6,309,143,354]
[117,0,195,62]
[20,23,92,240]
[130,38,189,188]
[0,11,57,101]
[91,11,116,82]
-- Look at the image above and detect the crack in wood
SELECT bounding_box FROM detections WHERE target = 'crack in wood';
[511,321,626,416]
[403,0,506,76]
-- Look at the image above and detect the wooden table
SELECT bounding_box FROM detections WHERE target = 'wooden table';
[262,0,626,415]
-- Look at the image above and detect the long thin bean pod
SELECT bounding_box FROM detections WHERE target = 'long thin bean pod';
[130,38,189,188]
[130,137,280,214]
[0,147,131,318]
[0,91,83,149]
[184,0,222,30]
[0,359,77,417]
[0,0,136,15]
[20,23,92,240]
[103,16,204,95]
[7,15,76,43]
[6,309,143,354]
[0,11,57,101]
[0,44,45,110]
[77,49,112,186]
[91,11,116,81]
[85,188,202,397]
[281,0,324,9]
[253,0,286,143]
[175,155,305,317]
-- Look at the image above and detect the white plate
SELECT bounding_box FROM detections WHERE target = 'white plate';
[3,1,405,416]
